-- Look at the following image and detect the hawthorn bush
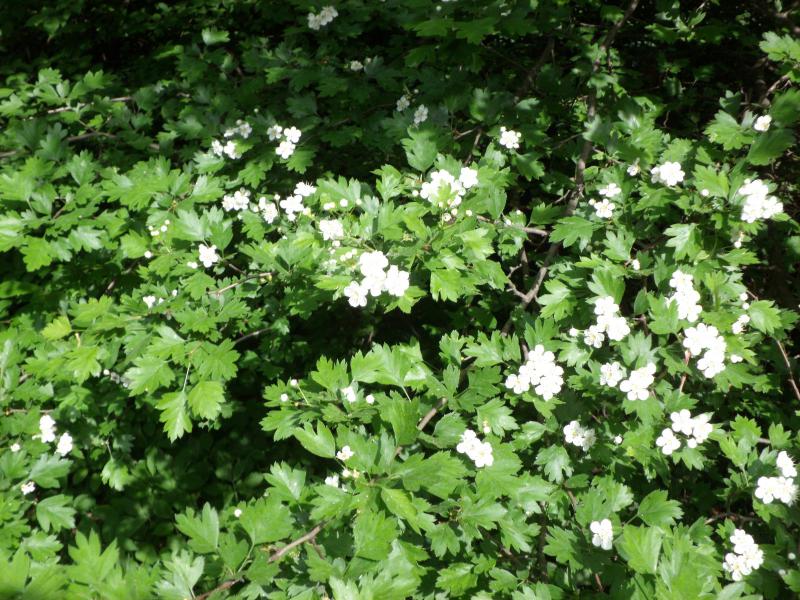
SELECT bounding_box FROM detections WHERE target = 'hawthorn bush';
[1,0,800,598]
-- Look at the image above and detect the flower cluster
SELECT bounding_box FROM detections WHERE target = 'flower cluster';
[755,451,797,505]
[147,219,170,238]
[498,126,521,150]
[211,139,239,160]
[590,519,613,550]
[683,323,727,378]
[307,6,338,30]
[269,125,302,159]
[583,296,630,348]
[143,291,177,309]
[413,105,428,126]
[419,167,478,209]
[223,119,252,139]
[738,178,783,223]
[222,188,251,212]
[563,420,596,451]
[198,244,220,268]
[504,344,564,399]
[650,161,685,186]
[667,269,702,322]
[278,182,316,221]
[656,409,713,455]
[618,362,656,401]
[722,529,764,581]
[36,415,73,456]
[319,219,344,242]
[456,429,494,468]
[343,251,409,307]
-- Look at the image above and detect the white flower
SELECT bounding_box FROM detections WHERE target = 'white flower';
[619,362,656,401]
[690,413,713,444]
[670,409,694,435]
[308,6,338,29]
[10,443,20,452]
[592,198,615,219]
[627,163,640,176]
[233,508,243,518]
[319,219,344,241]
[359,251,389,279]
[396,95,410,112]
[267,125,283,141]
[20,481,36,495]
[471,441,494,468]
[600,362,625,388]
[211,139,239,159]
[279,195,304,221]
[365,394,375,405]
[144,250,153,259]
[603,315,631,341]
[498,126,521,150]
[590,519,614,550]
[594,297,618,316]
[276,140,296,159]
[349,60,364,71]
[563,421,595,451]
[341,386,357,403]
[777,451,797,478]
[583,325,605,348]
[222,188,251,212]
[598,183,621,198]
[754,115,772,132]
[143,295,157,309]
[278,127,300,145]
[458,167,478,189]
[420,169,465,208]
[336,445,354,461]
[613,435,623,445]
[413,105,428,126]
[279,393,289,402]
[198,244,220,268]
[56,432,73,456]
[650,161,685,186]
[656,428,681,455]
[324,474,340,488]
[384,265,410,297]
[39,415,57,443]
[456,430,493,467]
[344,281,368,307]
[682,323,721,355]
[738,178,783,223]
[257,197,279,224]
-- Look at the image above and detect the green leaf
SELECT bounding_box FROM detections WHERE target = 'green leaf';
[29,454,71,488]
[156,391,192,441]
[187,380,225,420]
[201,28,229,45]
[42,316,72,341]
[240,497,293,545]
[176,503,219,554]
[619,525,663,574]
[125,355,174,395]
[402,129,438,172]
[664,223,700,260]
[293,422,336,458]
[21,238,54,271]
[748,300,781,334]
[636,490,682,527]
[747,128,794,165]
[36,495,76,532]
[550,216,599,249]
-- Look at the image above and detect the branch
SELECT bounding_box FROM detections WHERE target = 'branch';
[500,0,640,335]
[775,339,800,403]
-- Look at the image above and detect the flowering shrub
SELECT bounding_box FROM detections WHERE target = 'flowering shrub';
[0,0,799,597]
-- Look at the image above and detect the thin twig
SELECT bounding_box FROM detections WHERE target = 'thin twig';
[775,339,800,403]
[211,273,271,296]
[500,0,640,335]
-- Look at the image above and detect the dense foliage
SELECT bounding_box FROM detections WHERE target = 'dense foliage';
[1,0,800,598]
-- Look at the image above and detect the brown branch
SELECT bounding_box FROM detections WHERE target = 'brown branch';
[775,339,800,403]
[515,37,555,98]
[500,0,640,335]
[196,578,243,600]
